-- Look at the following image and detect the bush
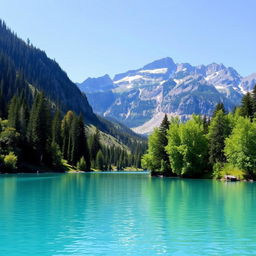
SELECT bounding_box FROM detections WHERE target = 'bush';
[77,156,86,171]
[4,152,17,172]
[213,162,246,180]
[212,162,224,179]
[0,127,20,154]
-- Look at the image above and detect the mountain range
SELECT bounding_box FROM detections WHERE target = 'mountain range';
[78,57,256,134]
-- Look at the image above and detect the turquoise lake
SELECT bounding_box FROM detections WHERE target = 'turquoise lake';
[0,172,256,255]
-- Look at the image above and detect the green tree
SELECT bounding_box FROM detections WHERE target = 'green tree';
[50,142,62,168]
[51,110,62,147]
[69,115,90,171]
[0,127,20,155]
[95,150,104,170]
[212,102,226,117]
[240,92,253,119]
[61,111,74,160]
[166,116,208,177]
[27,93,51,164]
[142,116,174,174]
[159,114,170,134]
[251,84,256,115]
[0,87,7,119]
[69,115,79,164]
[224,117,256,177]
[77,116,91,171]
[3,152,17,172]
[142,127,169,173]
[77,156,87,171]
[8,94,29,137]
[208,110,231,164]
[90,129,101,161]
[202,115,210,134]
[8,96,19,129]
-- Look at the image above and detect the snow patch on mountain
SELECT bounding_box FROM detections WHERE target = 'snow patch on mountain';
[139,68,168,74]
[114,75,144,84]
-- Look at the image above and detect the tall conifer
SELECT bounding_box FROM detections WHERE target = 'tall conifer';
[240,92,253,119]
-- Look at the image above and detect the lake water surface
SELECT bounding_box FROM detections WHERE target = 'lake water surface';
[0,172,256,255]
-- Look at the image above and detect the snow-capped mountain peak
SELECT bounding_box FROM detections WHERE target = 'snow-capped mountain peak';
[78,57,255,134]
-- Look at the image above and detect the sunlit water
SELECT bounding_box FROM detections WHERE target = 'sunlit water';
[0,172,256,255]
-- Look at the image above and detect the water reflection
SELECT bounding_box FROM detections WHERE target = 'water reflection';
[0,174,256,255]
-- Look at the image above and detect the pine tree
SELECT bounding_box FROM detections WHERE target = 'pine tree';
[212,103,226,117]
[159,115,172,175]
[240,92,253,119]
[27,93,51,164]
[8,94,29,135]
[8,95,19,129]
[208,110,231,164]
[142,122,172,175]
[0,80,7,118]
[159,114,170,135]
[251,84,256,115]
[51,110,62,147]
[90,129,101,160]
[77,156,87,171]
[61,111,74,160]
[63,114,91,170]
[96,150,104,170]
[18,96,29,136]
[77,115,91,171]
[69,115,79,164]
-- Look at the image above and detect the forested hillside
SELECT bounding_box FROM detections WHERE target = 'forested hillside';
[0,19,146,144]
[0,20,147,172]
[0,90,146,172]
[0,20,97,123]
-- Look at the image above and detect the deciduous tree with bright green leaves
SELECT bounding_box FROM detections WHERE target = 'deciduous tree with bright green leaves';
[224,117,256,177]
[166,116,208,177]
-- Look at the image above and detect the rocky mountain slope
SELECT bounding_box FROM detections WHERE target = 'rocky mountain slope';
[78,74,116,93]
[78,57,255,134]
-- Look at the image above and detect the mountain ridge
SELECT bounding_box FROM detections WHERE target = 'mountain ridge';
[78,57,255,134]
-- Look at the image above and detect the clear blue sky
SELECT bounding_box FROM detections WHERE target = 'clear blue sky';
[1,0,255,82]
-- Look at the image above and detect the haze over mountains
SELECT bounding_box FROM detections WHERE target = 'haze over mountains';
[78,57,256,134]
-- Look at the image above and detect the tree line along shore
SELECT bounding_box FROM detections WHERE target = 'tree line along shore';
[0,91,145,173]
[142,87,256,181]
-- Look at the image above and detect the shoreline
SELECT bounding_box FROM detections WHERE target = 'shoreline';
[0,169,149,175]
[0,171,254,181]
[151,172,255,182]
[1,168,254,181]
